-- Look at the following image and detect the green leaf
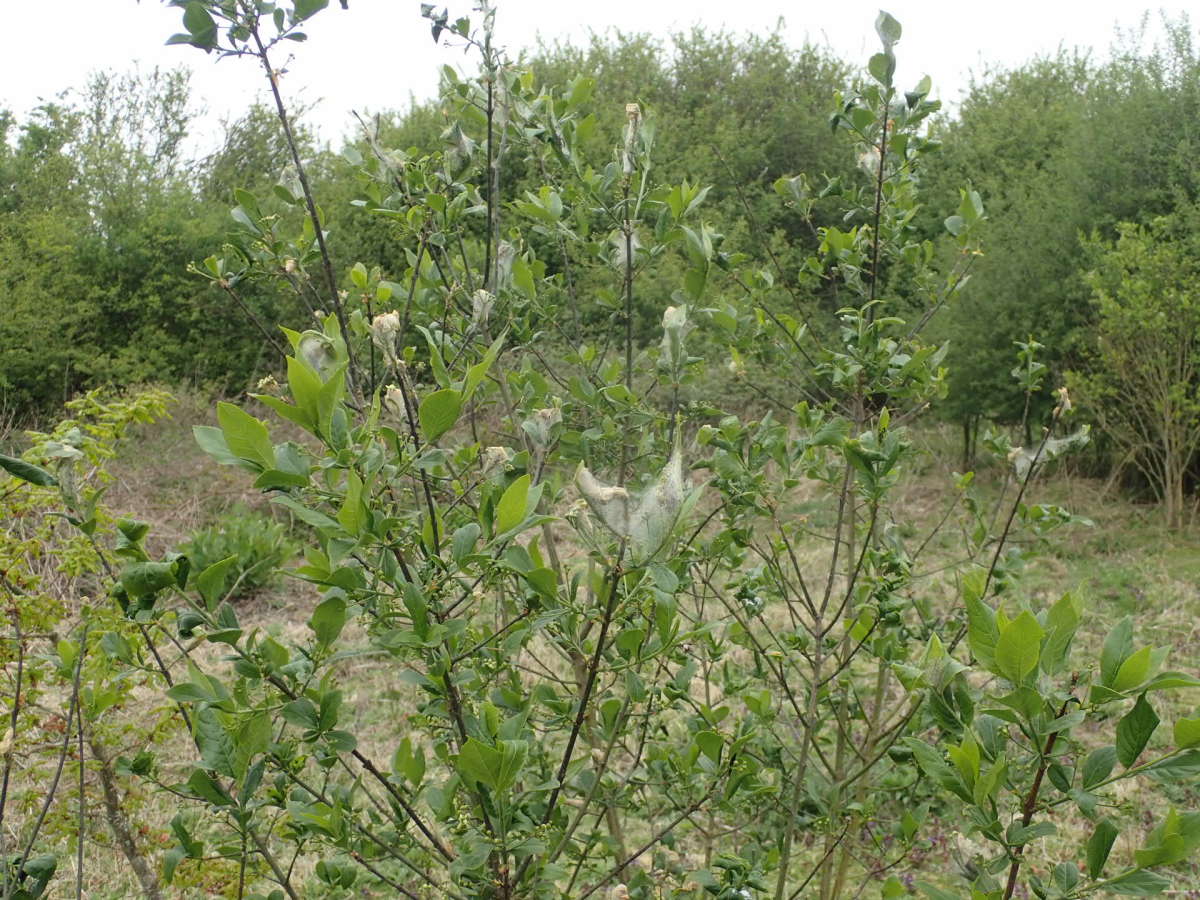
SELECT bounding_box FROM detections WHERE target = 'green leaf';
[121,560,183,599]
[309,596,347,648]
[0,453,57,487]
[181,1,217,49]
[1052,862,1079,893]
[231,710,271,777]
[1146,749,1200,779]
[1086,819,1119,878]
[695,730,723,764]
[495,474,531,535]
[195,556,237,610]
[336,470,367,536]
[868,52,896,88]
[875,10,902,47]
[963,575,998,668]
[253,468,309,491]
[286,355,323,422]
[994,610,1044,683]
[272,494,343,533]
[1101,616,1134,687]
[494,739,528,792]
[451,523,481,566]
[1174,717,1200,749]
[216,402,274,469]
[902,737,971,802]
[1007,821,1056,846]
[511,256,535,298]
[418,389,461,442]
[947,734,980,788]
[1143,671,1200,691]
[166,682,214,704]
[1134,808,1192,868]
[1116,694,1159,768]
[186,769,234,807]
[1041,592,1081,675]
[1081,745,1117,790]
[1105,869,1171,895]
[193,425,246,468]
[463,332,505,402]
[293,0,329,20]
[392,737,426,786]
[194,706,238,778]
[456,737,500,790]
[614,627,645,658]
[12,853,56,897]
[1113,646,1154,693]
[281,698,319,730]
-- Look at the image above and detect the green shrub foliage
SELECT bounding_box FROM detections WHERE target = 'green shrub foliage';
[180,506,298,600]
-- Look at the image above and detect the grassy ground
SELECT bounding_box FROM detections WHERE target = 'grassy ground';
[13,395,1200,897]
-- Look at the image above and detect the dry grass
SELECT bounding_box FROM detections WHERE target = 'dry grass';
[13,407,1200,897]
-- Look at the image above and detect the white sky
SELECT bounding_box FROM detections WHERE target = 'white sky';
[1,1,1194,152]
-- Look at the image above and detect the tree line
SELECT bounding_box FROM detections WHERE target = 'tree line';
[3,17,1198,518]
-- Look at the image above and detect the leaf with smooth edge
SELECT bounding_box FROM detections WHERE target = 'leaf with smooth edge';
[253,468,309,491]
[1081,745,1117,789]
[418,389,461,442]
[1174,717,1200,749]
[495,474,531,535]
[216,402,273,468]
[195,556,237,610]
[0,453,57,487]
[1113,645,1154,693]
[452,523,481,566]
[994,610,1044,683]
[280,698,319,729]
[393,737,426,786]
[1143,671,1200,691]
[1146,749,1200,779]
[193,426,246,468]
[1101,616,1134,687]
[286,355,323,423]
[121,561,183,599]
[868,52,896,87]
[293,0,329,21]
[875,10,902,47]
[1086,818,1119,878]
[456,737,500,790]
[1053,862,1080,893]
[272,494,342,533]
[1117,694,1159,768]
[194,707,238,778]
[963,572,998,667]
[254,394,315,431]
[336,470,366,535]
[1104,869,1171,895]
[494,739,528,792]
[1133,808,1198,868]
[1040,592,1081,674]
[309,596,347,648]
[695,730,723,763]
[463,331,505,401]
[186,769,234,807]
[181,1,217,49]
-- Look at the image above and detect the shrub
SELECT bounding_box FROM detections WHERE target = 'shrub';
[180,506,296,600]
[5,5,1200,900]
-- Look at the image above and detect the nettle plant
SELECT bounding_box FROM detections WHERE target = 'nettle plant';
[3,2,1193,898]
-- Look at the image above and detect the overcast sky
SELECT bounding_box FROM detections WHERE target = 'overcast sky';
[1,1,1194,152]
